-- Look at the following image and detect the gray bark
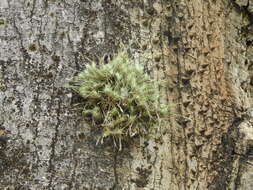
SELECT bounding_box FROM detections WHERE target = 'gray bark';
[0,0,253,190]
[0,0,121,189]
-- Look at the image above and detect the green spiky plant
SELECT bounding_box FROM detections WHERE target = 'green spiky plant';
[66,50,168,150]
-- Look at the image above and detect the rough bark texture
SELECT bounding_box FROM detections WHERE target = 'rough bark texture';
[0,0,253,190]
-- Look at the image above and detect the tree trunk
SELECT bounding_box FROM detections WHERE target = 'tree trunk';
[0,0,252,189]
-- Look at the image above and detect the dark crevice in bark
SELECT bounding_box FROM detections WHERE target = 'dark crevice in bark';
[111,149,120,190]
[29,0,37,18]
[211,117,243,190]
[231,0,253,27]
[69,144,78,190]
[174,11,189,189]
[47,97,61,189]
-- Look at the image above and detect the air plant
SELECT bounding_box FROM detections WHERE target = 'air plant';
[66,50,168,150]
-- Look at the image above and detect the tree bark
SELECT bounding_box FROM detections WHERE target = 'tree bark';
[0,0,252,190]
